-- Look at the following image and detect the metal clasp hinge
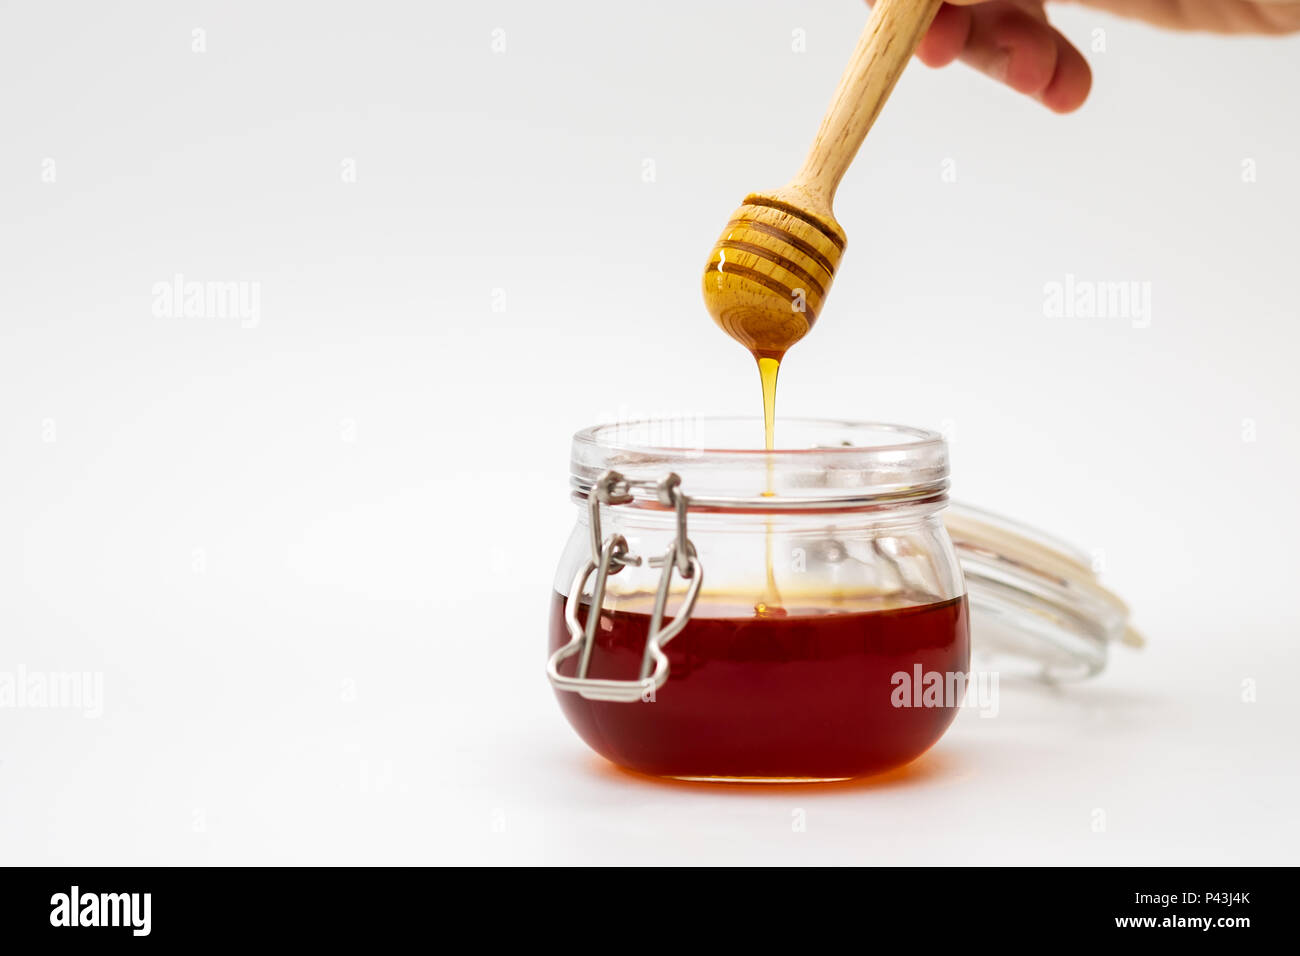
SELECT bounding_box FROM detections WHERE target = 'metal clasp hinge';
[546,470,703,702]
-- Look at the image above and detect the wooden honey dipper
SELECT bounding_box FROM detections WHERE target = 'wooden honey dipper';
[703,0,943,359]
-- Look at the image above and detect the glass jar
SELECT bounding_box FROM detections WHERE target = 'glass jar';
[546,417,969,782]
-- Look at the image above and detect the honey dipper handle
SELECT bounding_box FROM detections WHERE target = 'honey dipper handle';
[793,0,944,204]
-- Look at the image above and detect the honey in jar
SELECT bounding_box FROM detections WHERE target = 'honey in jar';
[550,591,968,780]
[547,418,970,781]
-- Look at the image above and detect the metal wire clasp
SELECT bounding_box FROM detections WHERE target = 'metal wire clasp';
[546,470,703,702]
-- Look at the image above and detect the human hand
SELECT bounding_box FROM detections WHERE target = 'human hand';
[908,0,1300,112]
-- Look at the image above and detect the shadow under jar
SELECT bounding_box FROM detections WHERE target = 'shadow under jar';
[547,418,969,782]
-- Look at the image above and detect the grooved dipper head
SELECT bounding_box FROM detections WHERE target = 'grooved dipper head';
[702,187,846,359]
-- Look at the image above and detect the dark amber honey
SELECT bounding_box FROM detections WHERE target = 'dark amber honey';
[549,591,969,780]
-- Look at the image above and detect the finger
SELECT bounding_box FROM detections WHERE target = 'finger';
[958,3,1091,111]
[961,4,1057,94]
[1038,30,1091,112]
[915,3,973,68]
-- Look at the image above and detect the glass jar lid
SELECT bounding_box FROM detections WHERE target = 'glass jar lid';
[945,502,1142,681]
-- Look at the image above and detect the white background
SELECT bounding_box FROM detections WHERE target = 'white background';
[1,0,1297,864]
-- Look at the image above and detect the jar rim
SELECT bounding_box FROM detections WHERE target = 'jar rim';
[574,417,943,457]
[570,417,949,513]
